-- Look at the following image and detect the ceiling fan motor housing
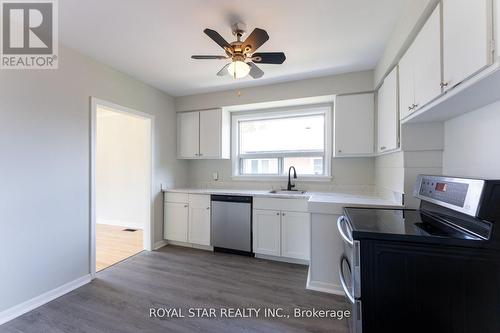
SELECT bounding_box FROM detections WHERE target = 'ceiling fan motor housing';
[231,22,247,38]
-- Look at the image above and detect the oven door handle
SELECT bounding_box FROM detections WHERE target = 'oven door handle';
[339,255,355,304]
[337,216,354,246]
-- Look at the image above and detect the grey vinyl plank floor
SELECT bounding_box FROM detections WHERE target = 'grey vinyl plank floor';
[1,246,349,333]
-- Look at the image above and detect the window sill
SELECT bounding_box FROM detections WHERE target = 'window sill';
[231,175,333,182]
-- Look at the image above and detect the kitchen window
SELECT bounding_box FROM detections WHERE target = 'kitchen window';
[231,105,332,179]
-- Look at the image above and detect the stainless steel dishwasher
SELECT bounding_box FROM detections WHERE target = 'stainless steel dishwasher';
[211,195,253,256]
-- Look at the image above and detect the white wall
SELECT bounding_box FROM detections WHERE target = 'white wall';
[176,71,377,192]
[96,109,150,229]
[187,158,375,192]
[375,122,444,206]
[175,70,374,111]
[0,46,187,314]
[443,100,500,178]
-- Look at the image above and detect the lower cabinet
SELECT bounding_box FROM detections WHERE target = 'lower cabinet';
[164,201,189,242]
[253,209,281,256]
[164,193,211,246]
[253,209,310,261]
[281,211,311,260]
[188,194,211,246]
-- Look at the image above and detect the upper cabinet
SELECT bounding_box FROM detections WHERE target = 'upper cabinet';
[399,4,442,119]
[442,0,493,90]
[178,111,199,158]
[396,0,497,123]
[334,93,375,157]
[177,109,230,159]
[377,66,399,154]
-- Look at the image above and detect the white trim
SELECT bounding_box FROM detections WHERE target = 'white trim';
[254,254,309,265]
[0,274,91,325]
[90,97,155,279]
[306,280,345,296]
[153,240,168,250]
[231,104,333,179]
[165,240,214,251]
[96,218,144,230]
[306,269,345,295]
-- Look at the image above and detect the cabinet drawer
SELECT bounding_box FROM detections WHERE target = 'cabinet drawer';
[253,197,308,212]
[188,194,210,208]
[164,192,189,203]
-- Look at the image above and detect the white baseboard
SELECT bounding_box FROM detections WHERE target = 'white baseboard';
[97,218,143,230]
[306,280,345,295]
[306,268,344,295]
[0,274,92,326]
[165,240,213,252]
[255,254,309,265]
[153,240,167,250]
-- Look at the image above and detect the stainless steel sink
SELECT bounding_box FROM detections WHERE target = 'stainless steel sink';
[269,190,307,195]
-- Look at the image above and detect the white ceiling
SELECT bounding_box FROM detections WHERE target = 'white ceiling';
[60,0,412,97]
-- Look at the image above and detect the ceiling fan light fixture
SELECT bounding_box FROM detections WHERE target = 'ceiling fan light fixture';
[227,60,250,79]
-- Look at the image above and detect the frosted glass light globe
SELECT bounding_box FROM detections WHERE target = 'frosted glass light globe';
[227,60,250,79]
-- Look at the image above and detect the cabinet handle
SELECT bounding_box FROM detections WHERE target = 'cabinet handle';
[198,153,203,156]
[206,207,210,210]
[412,103,418,109]
[184,204,188,208]
[282,212,286,216]
[408,105,414,111]
[276,212,280,216]
[380,146,387,151]
[440,82,449,88]
[338,149,342,153]
[194,153,199,157]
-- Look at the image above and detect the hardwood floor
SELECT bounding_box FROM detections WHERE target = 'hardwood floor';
[0,246,349,333]
[96,224,143,271]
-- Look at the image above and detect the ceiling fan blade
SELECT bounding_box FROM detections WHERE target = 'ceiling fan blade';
[248,62,264,79]
[252,52,286,64]
[243,28,269,53]
[217,63,230,76]
[204,29,232,51]
[191,55,228,60]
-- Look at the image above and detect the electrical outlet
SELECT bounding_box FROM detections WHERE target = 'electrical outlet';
[212,172,219,181]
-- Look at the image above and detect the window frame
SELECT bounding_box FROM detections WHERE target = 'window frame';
[231,104,332,181]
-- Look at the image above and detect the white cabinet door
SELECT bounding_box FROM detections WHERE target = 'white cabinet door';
[164,202,188,242]
[377,66,399,153]
[177,111,199,158]
[281,211,310,260]
[334,93,374,156]
[398,42,416,120]
[188,194,211,246]
[443,0,493,90]
[199,109,221,159]
[413,4,442,109]
[253,209,281,256]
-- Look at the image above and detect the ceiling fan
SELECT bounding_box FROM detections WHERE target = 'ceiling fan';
[191,22,286,79]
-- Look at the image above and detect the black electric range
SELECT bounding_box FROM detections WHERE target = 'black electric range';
[338,175,500,333]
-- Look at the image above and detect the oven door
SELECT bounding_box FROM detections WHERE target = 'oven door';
[339,255,363,333]
[337,216,361,299]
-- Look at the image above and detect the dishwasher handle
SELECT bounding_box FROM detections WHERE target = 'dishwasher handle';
[211,195,253,203]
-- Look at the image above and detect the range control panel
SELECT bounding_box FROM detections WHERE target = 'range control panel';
[414,175,485,217]
[418,177,469,207]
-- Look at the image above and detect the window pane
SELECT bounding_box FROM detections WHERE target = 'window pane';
[283,157,324,175]
[239,114,324,154]
[241,158,279,175]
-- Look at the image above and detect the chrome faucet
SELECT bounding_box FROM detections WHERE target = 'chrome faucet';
[287,166,297,191]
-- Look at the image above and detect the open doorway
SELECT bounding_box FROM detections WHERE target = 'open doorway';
[90,98,153,275]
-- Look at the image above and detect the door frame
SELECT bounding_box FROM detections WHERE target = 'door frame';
[90,97,155,278]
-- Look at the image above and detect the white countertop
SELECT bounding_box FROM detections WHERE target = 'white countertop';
[164,188,402,214]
